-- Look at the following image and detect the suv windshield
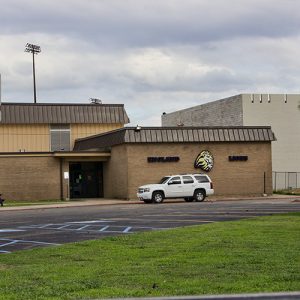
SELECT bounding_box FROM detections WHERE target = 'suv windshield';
[159,176,171,184]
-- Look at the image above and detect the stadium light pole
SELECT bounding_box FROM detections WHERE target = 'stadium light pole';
[25,43,41,103]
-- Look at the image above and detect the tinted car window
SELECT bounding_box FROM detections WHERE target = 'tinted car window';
[159,176,171,184]
[168,176,182,185]
[194,175,209,183]
[183,176,194,184]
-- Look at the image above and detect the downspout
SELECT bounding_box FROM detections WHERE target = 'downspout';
[60,158,64,200]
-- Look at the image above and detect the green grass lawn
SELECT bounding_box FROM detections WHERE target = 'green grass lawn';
[0,213,299,300]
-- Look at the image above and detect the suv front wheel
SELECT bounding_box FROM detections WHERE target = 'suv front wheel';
[193,189,206,202]
[152,191,164,204]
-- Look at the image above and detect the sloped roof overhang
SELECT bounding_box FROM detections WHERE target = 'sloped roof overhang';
[74,126,276,151]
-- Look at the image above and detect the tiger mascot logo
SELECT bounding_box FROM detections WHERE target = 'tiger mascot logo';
[194,150,214,172]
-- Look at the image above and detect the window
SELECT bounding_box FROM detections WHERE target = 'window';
[159,176,171,184]
[168,176,182,185]
[194,175,209,183]
[183,176,194,184]
[50,124,71,151]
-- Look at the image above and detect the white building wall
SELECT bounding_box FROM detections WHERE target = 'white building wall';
[242,94,300,173]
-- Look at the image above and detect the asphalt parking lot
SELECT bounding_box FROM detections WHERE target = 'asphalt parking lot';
[0,198,300,253]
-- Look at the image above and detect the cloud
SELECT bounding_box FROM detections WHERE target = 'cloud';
[0,0,300,126]
[1,0,300,45]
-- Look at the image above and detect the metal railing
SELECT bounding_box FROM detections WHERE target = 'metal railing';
[273,172,300,191]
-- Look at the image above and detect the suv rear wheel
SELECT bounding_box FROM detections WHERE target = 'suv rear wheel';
[194,189,206,202]
[152,191,164,204]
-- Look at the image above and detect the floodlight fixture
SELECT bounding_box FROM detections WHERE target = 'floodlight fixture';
[25,43,41,54]
[25,43,41,103]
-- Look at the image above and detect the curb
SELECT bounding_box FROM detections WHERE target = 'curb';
[0,195,299,212]
[107,291,300,300]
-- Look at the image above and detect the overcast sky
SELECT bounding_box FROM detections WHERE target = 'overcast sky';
[0,0,299,125]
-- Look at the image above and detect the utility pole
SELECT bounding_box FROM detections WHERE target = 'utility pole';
[25,43,41,103]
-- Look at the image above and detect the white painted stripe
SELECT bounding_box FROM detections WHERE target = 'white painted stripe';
[76,225,90,231]
[21,240,61,246]
[39,224,54,228]
[0,238,61,246]
[0,229,25,233]
[67,220,114,224]
[99,225,110,232]
[56,224,71,230]
[0,240,18,247]
[123,227,132,233]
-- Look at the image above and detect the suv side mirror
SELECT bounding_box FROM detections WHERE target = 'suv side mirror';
[168,181,173,185]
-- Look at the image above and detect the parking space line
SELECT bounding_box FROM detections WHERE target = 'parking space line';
[76,225,90,231]
[99,225,110,232]
[0,238,61,246]
[40,224,54,228]
[67,220,114,224]
[0,240,18,248]
[56,224,72,230]
[0,238,61,254]
[123,226,132,233]
[0,229,26,233]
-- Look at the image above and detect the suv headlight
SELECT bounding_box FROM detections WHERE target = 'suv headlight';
[138,188,150,193]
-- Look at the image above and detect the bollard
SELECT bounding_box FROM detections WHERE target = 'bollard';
[0,194,5,207]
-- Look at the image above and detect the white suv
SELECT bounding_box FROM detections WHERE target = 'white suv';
[137,174,214,204]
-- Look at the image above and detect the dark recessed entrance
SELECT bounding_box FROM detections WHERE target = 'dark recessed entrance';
[69,162,103,198]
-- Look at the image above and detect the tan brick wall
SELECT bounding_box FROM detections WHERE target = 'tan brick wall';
[125,142,272,199]
[0,155,61,201]
[0,142,273,201]
[103,145,128,199]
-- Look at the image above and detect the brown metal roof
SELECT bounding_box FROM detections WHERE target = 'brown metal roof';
[0,103,130,124]
[73,126,276,150]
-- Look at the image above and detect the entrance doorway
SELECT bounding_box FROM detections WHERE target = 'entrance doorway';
[69,162,103,198]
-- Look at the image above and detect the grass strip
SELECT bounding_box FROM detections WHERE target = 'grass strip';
[1,199,85,207]
[0,213,299,300]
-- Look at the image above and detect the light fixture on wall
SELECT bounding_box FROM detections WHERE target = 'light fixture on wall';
[260,94,263,103]
[251,94,254,103]
[90,98,102,104]
[135,125,142,132]
[267,94,271,103]
[284,94,287,103]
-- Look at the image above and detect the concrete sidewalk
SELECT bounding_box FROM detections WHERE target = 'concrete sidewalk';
[0,199,137,211]
[0,194,299,212]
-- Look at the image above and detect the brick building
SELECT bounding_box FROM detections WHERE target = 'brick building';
[0,102,129,200]
[0,102,275,201]
[74,126,275,200]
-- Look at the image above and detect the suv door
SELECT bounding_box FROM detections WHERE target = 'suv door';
[164,176,184,198]
[194,175,211,191]
[182,175,196,197]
